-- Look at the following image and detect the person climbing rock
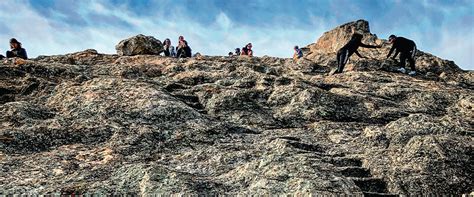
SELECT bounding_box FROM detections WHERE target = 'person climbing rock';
[241,43,253,57]
[293,45,303,60]
[335,33,380,74]
[6,38,28,59]
[386,35,417,76]
[163,38,176,57]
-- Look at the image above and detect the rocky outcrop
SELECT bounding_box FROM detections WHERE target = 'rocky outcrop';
[115,34,163,56]
[0,20,472,195]
[303,19,463,78]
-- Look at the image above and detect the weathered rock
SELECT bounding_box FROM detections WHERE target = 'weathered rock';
[115,34,163,56]
[303,19,463,76]
[0,20,472,195]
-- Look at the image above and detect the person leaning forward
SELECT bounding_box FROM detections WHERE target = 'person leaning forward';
[335,33,381,74]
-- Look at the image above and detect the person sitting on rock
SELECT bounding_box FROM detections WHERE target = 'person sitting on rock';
[176,40,192,58]
[6,38,28,59]
[293,45,303,60]
[163,38,176,57]
[335,33,380,74]
[241,43,253,57]
[386,35,417,76]
[234,48,241,56]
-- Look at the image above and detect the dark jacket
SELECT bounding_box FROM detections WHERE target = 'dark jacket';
[6,48,28,59]
[177,46,192,58]
[339,37,378,58]
[387,37,416,58]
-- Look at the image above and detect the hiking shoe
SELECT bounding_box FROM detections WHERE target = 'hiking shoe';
[397,67,406,74]
[408,71,416,76]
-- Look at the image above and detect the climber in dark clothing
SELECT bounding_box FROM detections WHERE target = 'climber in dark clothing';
[335,33,380,74]
[6,38,28,59]
[386,35,417,75]
[0,54,4,60]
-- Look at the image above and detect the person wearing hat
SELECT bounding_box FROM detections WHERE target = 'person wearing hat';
[241,43,253,57]
[334,33,381,74]
[386,35,417,75]
[6,38,28,59]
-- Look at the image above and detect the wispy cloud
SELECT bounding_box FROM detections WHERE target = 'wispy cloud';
[0,0,472,70]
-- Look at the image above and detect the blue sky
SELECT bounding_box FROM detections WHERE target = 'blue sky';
[0,0,473,69]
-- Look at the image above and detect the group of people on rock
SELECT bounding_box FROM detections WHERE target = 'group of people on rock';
[228,43,254,57]
[1,33,417,76]
[162,36,192,58]
[0,38,28,60]
[335,33,417,75]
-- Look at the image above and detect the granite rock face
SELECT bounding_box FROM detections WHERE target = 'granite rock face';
[0,20,472,195]
[115,34,163,56]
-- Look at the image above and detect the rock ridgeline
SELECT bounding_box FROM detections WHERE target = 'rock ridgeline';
[0,20,472,195]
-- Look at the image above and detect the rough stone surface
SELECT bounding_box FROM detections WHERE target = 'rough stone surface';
[0,20,472,195]
[115,34,163,56]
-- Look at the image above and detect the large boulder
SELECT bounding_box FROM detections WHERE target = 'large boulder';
[309,19,378,54]
[115,34,163,56]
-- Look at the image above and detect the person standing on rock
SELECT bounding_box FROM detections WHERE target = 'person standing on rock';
[293,45,303,60]
[334,33,380,74]
[241,43,253,57]
[163,38,176,57]
[386,35,417,76]
[6,38,28,59]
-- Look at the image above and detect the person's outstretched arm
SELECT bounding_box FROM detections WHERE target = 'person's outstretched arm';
[360,43,378,48]
[386,45,396,58]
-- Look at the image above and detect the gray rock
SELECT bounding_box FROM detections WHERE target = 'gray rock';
[0,20,472,195]
[115,34,163,56]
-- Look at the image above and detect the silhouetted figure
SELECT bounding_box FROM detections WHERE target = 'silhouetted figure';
[386,35,417,75]
[335,33,380,74]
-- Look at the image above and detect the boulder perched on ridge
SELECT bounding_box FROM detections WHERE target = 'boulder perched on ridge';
[115,34,163,56]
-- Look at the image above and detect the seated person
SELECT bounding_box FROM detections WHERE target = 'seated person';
[240,43,253,57]
[163,38,176,57]
[6,38,28,59]
[176,40,192,58]
[234,48,241,56]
